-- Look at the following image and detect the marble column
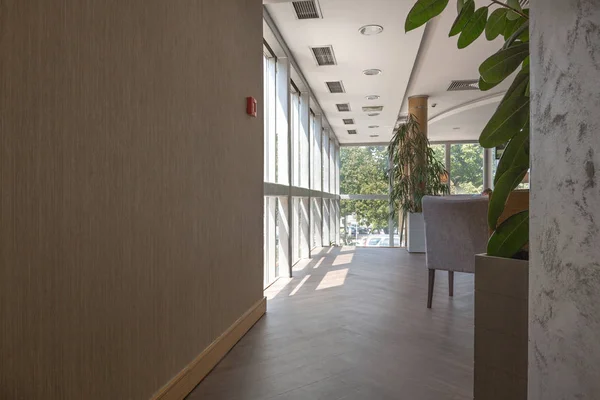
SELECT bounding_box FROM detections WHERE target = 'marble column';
[529,1,600,399]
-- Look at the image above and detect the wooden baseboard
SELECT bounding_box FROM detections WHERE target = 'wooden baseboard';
[151,297,267,400]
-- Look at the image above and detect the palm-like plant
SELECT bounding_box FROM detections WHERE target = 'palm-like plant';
[388,114,449,217]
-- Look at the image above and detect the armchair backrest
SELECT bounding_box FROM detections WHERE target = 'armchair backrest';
[422,195,489,273]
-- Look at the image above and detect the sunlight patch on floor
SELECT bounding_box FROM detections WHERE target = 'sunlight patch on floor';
[265,278,292,300]
[289,275,311,296]
[332,253,354,266]
[316,268,349,291]
[292,258,312,272]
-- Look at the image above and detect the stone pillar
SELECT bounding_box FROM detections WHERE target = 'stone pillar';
[529,1,600,399]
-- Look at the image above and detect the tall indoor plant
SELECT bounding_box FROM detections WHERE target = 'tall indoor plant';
[388,114,449,252]
[404,1,531,397]
[405,0,530,258]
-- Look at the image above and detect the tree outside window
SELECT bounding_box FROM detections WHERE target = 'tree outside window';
[450,144,484,195]
[340,146,389,236]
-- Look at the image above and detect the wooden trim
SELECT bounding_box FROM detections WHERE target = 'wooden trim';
[151,297,267,400]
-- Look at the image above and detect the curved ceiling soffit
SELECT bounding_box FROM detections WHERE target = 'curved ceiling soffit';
[428,92,505,125]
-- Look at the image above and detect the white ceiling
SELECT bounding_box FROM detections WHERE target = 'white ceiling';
[265,0,424,144]
[265,0,511,144]
[405,1,511,142]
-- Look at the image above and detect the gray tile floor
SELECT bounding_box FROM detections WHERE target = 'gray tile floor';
[188,247,474,400]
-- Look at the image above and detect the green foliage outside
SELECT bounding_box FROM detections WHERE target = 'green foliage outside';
[431,144,484,195]
[339,147,389,233]
[450,144,484,194]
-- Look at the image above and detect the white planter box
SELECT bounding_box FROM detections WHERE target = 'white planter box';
[407,212,426,253]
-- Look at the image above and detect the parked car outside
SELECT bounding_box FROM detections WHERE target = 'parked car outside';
[361,235,401,247]
[347,225,370,236]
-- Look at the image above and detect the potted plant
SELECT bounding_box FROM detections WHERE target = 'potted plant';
[404,0,530,398]
[388,114,449,253]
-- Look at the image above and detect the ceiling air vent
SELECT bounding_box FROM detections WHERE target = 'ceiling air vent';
[336,103,351,112]
[347,130,358,135]
[343,118,355,125]
[311,46,337,66]
[292,0,321,20]
[448,79,480,91]
[362,106,384,112]
[326,81,345,94]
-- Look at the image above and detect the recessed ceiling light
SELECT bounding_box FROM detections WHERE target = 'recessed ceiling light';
[366,95,380,101]
[368,112,380,117]
[359,25,384,36]
[370,135,380,138]
[369,125,380,128]
[363,69,382,76]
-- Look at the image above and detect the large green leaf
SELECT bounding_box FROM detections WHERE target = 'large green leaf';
[503,20,530,49]
[479,76,500,91]
[503,15,526,40]
[506,0,523,20]
[503,69,528,99]
[494,118,529,185]
[457,0,465,12]
[479,72,530,148]
[522,56,530,70]
[405,0,450,32]
[518,24,529,42]
[449,0,474,37]
[457,7,488,48]
[488,166,528,229]
[485,9,508,40]
[479,42,529,84]
[487,210,529,258]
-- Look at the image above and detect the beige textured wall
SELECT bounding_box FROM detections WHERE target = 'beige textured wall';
[0,1,264,399]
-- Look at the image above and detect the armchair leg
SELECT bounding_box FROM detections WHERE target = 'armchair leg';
[427,269,435,308]
[449,271,454,297]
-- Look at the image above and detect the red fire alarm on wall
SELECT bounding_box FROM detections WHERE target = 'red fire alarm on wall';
[246,97,257,117]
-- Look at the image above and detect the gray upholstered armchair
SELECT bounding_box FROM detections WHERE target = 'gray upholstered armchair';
[422,195,489,308]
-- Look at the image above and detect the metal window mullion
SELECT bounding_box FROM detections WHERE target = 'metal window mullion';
[286,70,293,279]
[445,143,451,193]
[483,147,494,190]
[388,153,394,247]
[307,102,312,257]
[321,128,325,246]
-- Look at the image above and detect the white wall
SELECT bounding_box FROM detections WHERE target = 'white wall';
[0,1,264,399]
